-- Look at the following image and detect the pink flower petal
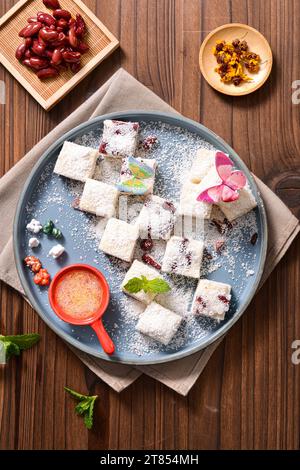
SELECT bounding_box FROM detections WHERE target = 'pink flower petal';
[221,185,240,202]
[225,170,247,190]
[215,151,233,182]
[197,185,223,203]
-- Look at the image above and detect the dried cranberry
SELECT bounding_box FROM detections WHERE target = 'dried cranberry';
[170,261,177,272]
[215,240,225,253]
[142,254,161,270]
[162,201,176,213]
[218,295,229,304]
[72,197,81,210]
[196,296,207,308]
[186,252,192,265]
[142,135,158,150]
[99,141,107,154]
[250,232,258,245]
[140,238,153,252]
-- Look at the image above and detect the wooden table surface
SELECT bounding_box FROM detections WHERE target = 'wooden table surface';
[1,0,300,450]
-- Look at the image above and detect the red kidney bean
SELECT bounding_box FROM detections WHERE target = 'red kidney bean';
[31,40,46,57]
[24,49,32,59]
[29,57,49,70]
[68,27,78,48]
[75,14,86,37]
[39,27,59,42]
[22,58,32,67]
[27,17,39,23]
[56,26,64,32]
[38,35,46,46]
[56,18,68,29]
[43,0,60,8]
[49,24,56,30]
[37,67,59,79]
[69,18,75,28]
[19,22,43,38]
[62,50,81,63]
[45,49,53,59]
[15,44,26,60]
[50,32,66,47]
[77,41,89,54]
[52,9,71,21]
[51,48,63,65]
[24,37,33,48]
[37,12,56,27]
[70,62,81,73]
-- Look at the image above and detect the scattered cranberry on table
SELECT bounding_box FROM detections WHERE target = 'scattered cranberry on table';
[15,2,89,80]
[142,254,161,271]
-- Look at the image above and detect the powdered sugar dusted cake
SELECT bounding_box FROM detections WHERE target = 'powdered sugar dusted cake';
[99,119,139,158]
[189,148,216,184]
[54,141,98,182]
[162,236,204,279]
[191,279,231,321]
[137,195,177,241]
[179,180,212,219]
[116,156,157,195]
[122,260,164,305]
[196,166,257,221]
[136,302,182,345]
[218,185,257,221]
[99,218,139,262]
[79,179,119,218]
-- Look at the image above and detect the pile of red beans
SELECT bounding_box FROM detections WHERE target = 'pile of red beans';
[15,0,89,79]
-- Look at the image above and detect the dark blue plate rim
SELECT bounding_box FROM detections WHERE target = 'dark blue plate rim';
[13,110,268,365]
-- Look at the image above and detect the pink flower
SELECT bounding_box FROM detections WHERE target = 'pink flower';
[197,152,246,203]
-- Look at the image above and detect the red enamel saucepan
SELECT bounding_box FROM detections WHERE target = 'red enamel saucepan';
[48,264,115,355]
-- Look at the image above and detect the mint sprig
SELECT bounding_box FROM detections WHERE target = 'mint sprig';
[0,333,40,361]
[65,387,98,430]
[124,275,171,294]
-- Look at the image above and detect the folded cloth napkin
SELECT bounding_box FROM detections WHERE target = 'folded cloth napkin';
[0,68,299,395]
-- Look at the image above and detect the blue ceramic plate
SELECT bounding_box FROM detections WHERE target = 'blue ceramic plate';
[14,111,267,365]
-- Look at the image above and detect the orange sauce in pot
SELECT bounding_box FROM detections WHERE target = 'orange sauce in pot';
[55,270,103,320]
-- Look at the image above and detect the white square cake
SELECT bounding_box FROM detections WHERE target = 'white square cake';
[162,236,204,279]
[196,167,257,221]
[179,180,212,219]
[191,279,231,321]
[122,260,164,305]
[54,141,98,182]
[79,179,119,218]
[218,185,257,221]
[99,218,139,262]
[136,302,182,345]
[188,148,216,184]
[137,195,177,241]
[99,119,139,158]
[116,156,157,195]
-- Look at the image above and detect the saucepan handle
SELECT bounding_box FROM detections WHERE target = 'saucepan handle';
[91,319,115,355]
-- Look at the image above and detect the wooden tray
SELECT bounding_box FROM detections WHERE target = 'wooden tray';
[0,0,119,110]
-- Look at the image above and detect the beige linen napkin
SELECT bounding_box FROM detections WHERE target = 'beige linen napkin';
[0,68,299,395]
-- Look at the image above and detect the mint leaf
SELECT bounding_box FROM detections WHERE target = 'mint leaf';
[0,333,40,361]
[65,387,98,430]
[146,278,171,293]
[123,276,145,293]
[84,396,97,430]
[124,276,170,294]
